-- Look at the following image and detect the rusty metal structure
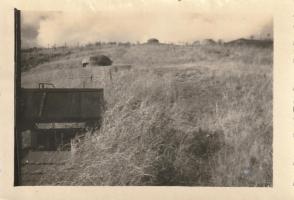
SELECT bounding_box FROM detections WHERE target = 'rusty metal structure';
[21,88,103,124]
[17,86,105,184]
[20,87,104,150]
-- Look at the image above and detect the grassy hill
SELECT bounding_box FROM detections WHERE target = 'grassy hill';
[21,42,272,186]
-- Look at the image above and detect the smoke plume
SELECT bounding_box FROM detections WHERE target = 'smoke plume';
[21,0,273,48]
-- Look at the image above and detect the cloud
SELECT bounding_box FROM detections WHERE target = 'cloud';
[21,11,58,48]
[21,0,273,48]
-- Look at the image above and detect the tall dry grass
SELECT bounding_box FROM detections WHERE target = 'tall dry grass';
[36,44,272,186]
[21,44,272,186]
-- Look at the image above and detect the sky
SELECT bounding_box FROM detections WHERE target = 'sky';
[21,0,273,48]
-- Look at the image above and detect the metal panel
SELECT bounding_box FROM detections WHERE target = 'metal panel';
[21,88,104,123]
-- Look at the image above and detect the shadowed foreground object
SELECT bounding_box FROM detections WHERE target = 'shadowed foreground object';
[21,88,104,124]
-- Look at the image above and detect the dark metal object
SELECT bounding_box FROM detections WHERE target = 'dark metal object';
[14,9,21,186]
[21,88,104,124]
[20,88,104,153]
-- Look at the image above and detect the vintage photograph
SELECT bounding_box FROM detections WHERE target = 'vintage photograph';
[16,1,273,186]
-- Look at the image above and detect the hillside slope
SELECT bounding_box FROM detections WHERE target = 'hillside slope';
[21,43,273,186]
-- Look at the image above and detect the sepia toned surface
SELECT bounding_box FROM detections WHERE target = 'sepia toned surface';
[19,41,273,186]
[17,2,273,186]
[0,0,292,198]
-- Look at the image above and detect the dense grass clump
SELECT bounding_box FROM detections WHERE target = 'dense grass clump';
[22,44,272,186]
[38,64,272,186]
